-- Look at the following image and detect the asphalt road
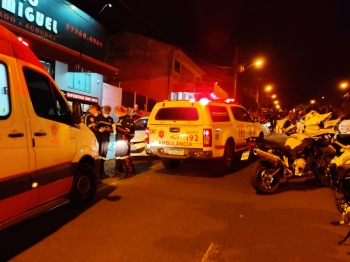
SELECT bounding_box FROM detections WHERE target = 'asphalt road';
[1,139,349,261]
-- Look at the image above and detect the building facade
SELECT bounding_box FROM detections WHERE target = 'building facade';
[106,32,227,114]
[0,0,121,113]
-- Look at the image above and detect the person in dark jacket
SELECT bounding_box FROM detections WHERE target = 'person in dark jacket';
[112,106,135,179]
[96,105,114,178]
[84,104,100,137]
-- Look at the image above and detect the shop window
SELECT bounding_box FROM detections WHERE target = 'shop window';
[136,94,146,110]
[23,68,72,124]
[122,90,134,108]
[147,98,156,112]
[0,63,10,119]
[174,60,181,74]
[68,73,91,93]
[39,57,55,77]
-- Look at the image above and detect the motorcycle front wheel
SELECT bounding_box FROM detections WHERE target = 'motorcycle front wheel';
[250,161,280,194]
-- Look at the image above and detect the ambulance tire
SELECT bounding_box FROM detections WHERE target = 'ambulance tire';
[210,140,235,176]
[68,163,97,206]
[162,158,180,169]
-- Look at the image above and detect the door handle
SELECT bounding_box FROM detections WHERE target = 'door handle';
[8,133,24,138]
[235,125,239,128]
[34,132,47,137]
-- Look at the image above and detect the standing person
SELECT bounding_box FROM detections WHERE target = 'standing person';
[112,106,135,179]
[84,104,100,138]
[270,110,277,132]
[296,110,304,133]
[131,104,142,120]
[96,105,114,178]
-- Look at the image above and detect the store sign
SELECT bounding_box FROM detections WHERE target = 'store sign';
[0,0,105,60]
[65,91,98,103]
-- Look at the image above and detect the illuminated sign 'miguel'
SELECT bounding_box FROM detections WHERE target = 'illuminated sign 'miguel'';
[0,0,106,60]
[1,0,57,33]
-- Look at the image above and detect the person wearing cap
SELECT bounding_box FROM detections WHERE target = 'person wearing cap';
[112,106,135,179]
[96,105,114,178]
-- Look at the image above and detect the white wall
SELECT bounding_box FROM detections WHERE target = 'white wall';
[54,61,68,90]
[102,83,122,123]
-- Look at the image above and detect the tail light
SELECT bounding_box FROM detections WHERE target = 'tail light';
[203,128,212,147]
[248,141,256,148]
[145,127,150,144]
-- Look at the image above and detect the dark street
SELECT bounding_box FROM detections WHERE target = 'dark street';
[0,147,349,262]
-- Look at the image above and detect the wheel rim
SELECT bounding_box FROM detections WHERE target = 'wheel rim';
[76,175,91,194]
[259,168,278,190]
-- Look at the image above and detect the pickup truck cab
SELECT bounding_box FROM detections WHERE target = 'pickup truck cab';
[147,98,263,175]
[0,25,100,230]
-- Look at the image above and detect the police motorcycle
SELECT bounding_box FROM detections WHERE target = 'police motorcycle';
[244,112,339,194]
[326,117,350,227]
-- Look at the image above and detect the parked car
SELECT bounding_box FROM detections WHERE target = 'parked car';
[130,116,151,156]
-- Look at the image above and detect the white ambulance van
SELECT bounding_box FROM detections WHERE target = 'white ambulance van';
[146,98,263,175]
[0,25,100,230]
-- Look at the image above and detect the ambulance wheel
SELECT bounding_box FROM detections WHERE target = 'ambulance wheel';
[69,163,97,206]
[162,158,180,168]
[211,140,234,176]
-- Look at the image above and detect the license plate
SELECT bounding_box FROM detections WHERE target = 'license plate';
[168,148,184,155]
[241,151,250,160]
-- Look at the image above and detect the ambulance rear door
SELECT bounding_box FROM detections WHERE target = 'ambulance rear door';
[148,103,204,155]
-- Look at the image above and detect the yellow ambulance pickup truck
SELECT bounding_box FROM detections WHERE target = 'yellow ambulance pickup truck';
[146,98,263,175]
[0,25,100,231]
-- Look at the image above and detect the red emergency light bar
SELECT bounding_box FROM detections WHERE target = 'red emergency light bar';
[0,25,45,70]
[198,97,236,105]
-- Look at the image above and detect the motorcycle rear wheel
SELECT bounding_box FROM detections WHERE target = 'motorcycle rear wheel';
[314,165,329,187]
[250,161,280,194]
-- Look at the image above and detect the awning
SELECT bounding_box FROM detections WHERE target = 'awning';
[0,21,119,78]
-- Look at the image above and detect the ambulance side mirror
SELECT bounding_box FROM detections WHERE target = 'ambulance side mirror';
[72,101,83,125]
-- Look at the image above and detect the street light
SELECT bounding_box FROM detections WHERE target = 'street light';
[98,3,112,15]
[310,100,315,104]
[340,82,349,90]
[244,60,263,71]
[233,58,263,99]
[256,83,272,108]
[271,94,276,99]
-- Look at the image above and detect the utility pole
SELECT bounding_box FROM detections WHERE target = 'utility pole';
[233,45,239,99]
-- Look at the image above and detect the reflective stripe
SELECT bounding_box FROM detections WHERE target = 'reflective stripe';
[0,163,72,201]
[98,121,112,126]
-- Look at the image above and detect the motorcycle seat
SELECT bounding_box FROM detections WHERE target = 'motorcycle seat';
[262,139,294,154]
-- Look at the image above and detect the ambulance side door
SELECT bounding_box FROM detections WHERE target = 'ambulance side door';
[208,105,231,150]
[239,107,256,140]
[0,60,32,223]
[20,64,77,204]
[230,106,246,150]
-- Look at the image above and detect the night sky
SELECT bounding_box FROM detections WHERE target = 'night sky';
[68,0,350,109]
